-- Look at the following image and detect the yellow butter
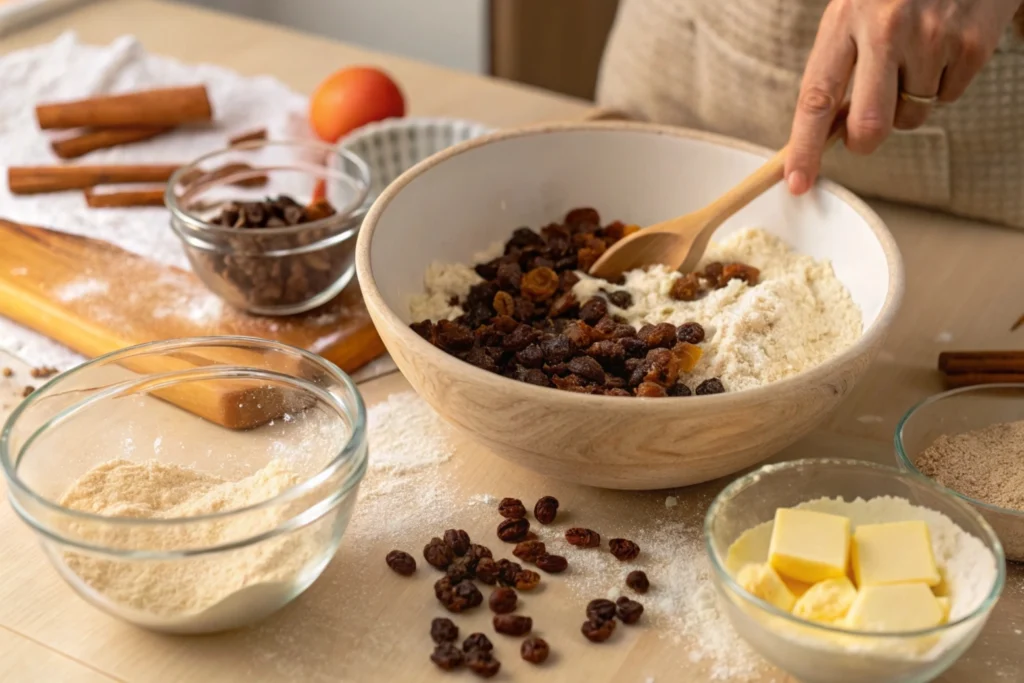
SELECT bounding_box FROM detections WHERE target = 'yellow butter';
[935,596,951,623]
[852,521,940,588]
[932,566,950,597]
[768,508,851,584]
[792,576,858,624]
[844,583,944,632]
[782,576,813,598]
[737,563,797,612]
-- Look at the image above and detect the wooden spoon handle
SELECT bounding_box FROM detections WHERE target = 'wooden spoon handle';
[703,120,847,224]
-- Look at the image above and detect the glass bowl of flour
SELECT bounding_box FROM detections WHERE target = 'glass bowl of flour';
[0,337,367,634]
[705,458,1005,683]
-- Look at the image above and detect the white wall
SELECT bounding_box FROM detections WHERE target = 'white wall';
[180,0,489,74]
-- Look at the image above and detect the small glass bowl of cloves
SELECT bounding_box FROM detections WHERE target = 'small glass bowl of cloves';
[167,139,371,316]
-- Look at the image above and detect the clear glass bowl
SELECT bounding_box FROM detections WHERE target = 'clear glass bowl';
[705,458,1005,683]
[895,384,1024,561]
[167,140,371,316]
[0,337,366,634]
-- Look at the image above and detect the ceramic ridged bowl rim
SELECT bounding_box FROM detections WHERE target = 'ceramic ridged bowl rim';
[0,336,367,551]
[704,458,1005,639]
[355,120,906,409]
[894,383,1024,521]
[336,115,497,151]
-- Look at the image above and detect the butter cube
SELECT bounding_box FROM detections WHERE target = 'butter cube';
[737,563,797,612]
[782,576,813,598]
[792,576,858,624]
[768,508,851,584]
[936,596,951,623]
[845,583,944,632]
[932,567,950,597]
[852,521,940,588]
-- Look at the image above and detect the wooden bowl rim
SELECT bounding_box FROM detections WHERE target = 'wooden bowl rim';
[356,120,905,411]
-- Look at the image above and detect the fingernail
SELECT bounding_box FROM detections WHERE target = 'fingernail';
[787,171,808,195]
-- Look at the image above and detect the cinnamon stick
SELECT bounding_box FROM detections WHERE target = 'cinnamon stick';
[944,372,1024,388]
[36,86,212,130]
[938,351,1024,374]
[51,126,174,159]
[229,128,267,145]
[8,165,180,195]
[84,187,166,208]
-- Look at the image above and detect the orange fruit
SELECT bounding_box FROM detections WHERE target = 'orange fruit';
[309,66,405,143]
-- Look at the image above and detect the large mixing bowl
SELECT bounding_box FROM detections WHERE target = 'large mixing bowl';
[356,122,904,490]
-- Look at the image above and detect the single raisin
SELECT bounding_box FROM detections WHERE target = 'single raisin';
[566,527,601,548]
[515,343,545,368]
[586,599,618,622]
[565,207,600,227]
[520,637,550,664]
[676,321,706,344]
[509,226,545,248]
[434,576,455,599]
[493,614,533,636]
[503,324,540,351]
[620,337,647,358]
[636,382,668,398]
[696,377,726,395]
[638,322,678,349]
[721,262,760,285]
[609,538,641,561]
[540,335,574,363]
[608,290,634,309]
[616,596,644,624]
[410,320,435,343]
[581,617,617,642]
[475,557,500,585]
[517,367,551,387]
[667,382,693,397]
[431,617,459,643]
[385,550,416,576]
[424,537,454,570]
[514,569,541,591]
[465,650,501,678]
[442,581,484,613]
[563,320,595,350]
[702,261,724,287]
[521,267,559,301]
[579,296,608,325]
[496,559,524,587]
[463,632,494,653]
[513,540,547,563]
[497,517,530,543]
[492,290,515,317]
[606,387,633,397]
[643,347,680,386]
[626,570,650,594]
[586,339,626,366]
[495,261,523,291]
[444,529,471,557]
[498,497,527,519]
[567,355,605,384]
[465,346,500,373]
[489,587,518,614]
[533,496,559,524]
[468,544,493,562]
[548,291,579,318]
[535,554,569,573]
[435,320,475,352]
[431,643,464,670]
[669,273,703,301]
[446,556,474,583]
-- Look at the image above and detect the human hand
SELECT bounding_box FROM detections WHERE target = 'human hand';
[785,0,1022,195]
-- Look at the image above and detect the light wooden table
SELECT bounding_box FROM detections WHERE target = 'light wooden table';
[1,1,1023,682]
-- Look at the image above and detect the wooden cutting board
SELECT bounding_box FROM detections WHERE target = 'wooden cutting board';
[0,218,385,427]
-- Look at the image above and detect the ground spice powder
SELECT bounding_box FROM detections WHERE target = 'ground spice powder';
[914,419,1024,511]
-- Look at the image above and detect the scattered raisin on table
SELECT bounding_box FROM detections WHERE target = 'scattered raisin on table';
[446,557,474,583]
[498,497,527,519]
[435,576,455,599]
[467,544,493,562]
[424,537,454,570]
[489,587,518,614]
[430,643,464,670]
[513,540,547,563]
[463,632,493,653]
[586,599,617,622]
[566,527,601,548]
[431,617,459,643]
[514,569,541,591]
[496,559,524,587]
[475,558,499,585]
[497,517,530,542]
[616,596,645,624]
[696,377,726,395]
[493,614,533,636]
[438,580,484,613]
[465,650,501,678]
[581,617,617,643]
[385,550,416,576]
[533,496,560,524]
[536,554,569,574]
[520,637,550,664]
[609,538,641,561]
[626,570,650,593]
[443,529,471,557]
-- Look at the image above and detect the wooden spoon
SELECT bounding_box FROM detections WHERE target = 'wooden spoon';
[588,122,847,281]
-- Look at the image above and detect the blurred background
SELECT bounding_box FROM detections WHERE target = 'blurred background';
[176,0,619,99]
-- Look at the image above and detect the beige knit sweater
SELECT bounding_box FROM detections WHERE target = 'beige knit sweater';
[598,0,1024,229]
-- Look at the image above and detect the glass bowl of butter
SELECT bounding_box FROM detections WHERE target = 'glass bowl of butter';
[704,458,1005,683]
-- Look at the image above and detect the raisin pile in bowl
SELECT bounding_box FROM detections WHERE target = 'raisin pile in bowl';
[410,208,759,398]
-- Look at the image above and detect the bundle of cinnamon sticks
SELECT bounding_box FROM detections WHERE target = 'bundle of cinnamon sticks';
[938,351,1024,387]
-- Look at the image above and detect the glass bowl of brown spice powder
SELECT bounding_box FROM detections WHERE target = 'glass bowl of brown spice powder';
[895,383,1024,561]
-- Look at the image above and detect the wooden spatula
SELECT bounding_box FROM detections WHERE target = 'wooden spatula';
[588,123,847,281]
